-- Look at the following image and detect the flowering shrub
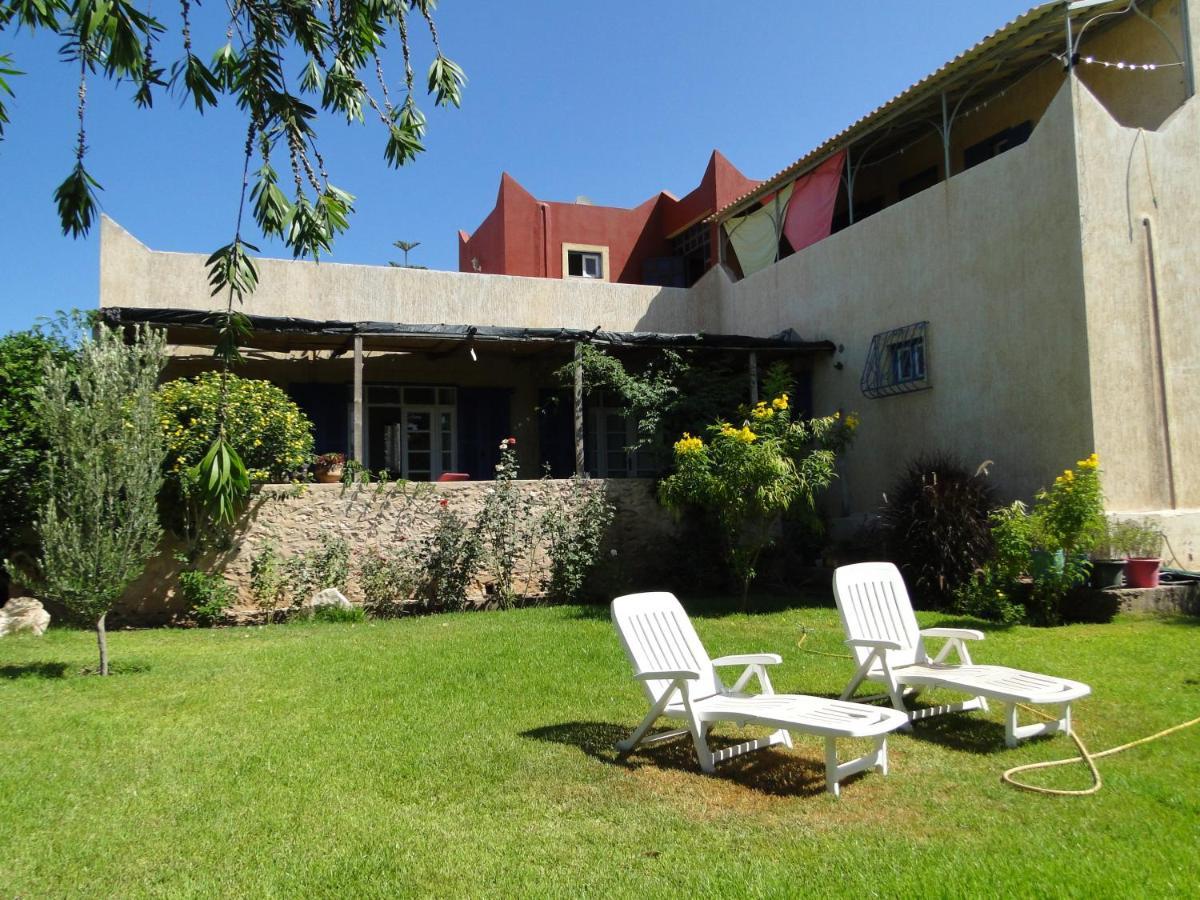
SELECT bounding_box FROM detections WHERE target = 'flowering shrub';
[660,391,856,608]
[540,478,615,603]
[1037,453,1105,555]
[419,498,482,612]
[954,453,1106,625]
[157,373,315,484]
[477,437,536,608]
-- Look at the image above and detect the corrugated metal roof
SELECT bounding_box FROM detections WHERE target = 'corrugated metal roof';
[710,0,1132,222]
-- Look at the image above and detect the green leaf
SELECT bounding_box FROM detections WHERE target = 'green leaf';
[205,240,260,302]
[170,53,221,112]
[426,55,466,108]
[52,162,102,238]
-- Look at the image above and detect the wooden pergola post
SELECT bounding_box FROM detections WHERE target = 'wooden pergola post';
[574,341,585,476]
[748,350,759,405]
[352,334,364,465]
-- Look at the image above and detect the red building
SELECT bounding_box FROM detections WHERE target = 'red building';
[458,151,760,288]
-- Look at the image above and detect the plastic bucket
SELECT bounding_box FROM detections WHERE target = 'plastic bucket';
[1124,558,1161,589]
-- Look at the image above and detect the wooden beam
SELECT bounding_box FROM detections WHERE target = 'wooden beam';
[574,342,585,476]
[749,351,759,404]
[353,334,364,465]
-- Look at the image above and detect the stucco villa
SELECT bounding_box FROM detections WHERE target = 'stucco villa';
[100,0,1199,561]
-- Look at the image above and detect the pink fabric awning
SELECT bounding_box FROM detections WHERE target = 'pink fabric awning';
[782,150,846,253]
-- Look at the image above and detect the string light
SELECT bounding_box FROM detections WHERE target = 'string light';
[1079,55,1184,70]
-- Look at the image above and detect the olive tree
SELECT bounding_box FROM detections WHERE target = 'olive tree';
[33,323,167,674]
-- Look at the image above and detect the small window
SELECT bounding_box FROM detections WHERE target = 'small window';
[898,166,939,200]
[861,322,930,399]
[890,338,926,384]
[963,121,1033,170]
[567,250,603,279]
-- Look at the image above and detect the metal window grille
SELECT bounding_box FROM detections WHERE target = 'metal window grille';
[860,321,930,398]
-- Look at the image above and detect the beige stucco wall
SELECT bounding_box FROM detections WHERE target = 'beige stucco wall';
[98,216,702,334]
[716,81,1094,517]
[1072,38,1200,564]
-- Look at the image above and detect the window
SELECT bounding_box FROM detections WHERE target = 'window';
[963,121,1033,170]
[890,338,926,384]
[860,322,930,399]
[567,250,603,278]
[898,166,939,200]
[584,394,661,477]
[562,243,609,281]
[366,384,457,479]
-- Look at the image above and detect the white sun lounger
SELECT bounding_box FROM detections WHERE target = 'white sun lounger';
[611,592,908,796]
[833,563,1091,747]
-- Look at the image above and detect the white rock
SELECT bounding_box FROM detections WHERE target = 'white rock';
[0,596,51,637]
[305,588,352,611]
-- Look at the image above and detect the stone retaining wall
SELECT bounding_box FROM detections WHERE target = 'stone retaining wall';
[114,479,681,624]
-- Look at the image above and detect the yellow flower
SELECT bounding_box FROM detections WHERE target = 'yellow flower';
[751,403,774,421]
[674,433,704,455]
[772,393,789,411]
[724,425,757,443]
[1078,453,1099,469]
[845,412,860,430]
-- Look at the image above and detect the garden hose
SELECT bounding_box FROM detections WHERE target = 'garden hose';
[1000,706,1200,796]
[794,629,1200,797]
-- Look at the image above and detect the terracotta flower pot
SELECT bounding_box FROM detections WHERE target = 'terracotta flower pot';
[1124,557,1161,589]
[315,465,343,484]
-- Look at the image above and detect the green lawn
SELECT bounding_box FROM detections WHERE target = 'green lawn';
[2,598,1197,897]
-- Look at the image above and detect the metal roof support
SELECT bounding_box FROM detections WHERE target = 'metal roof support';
[941,92,952,181]
[843,146,855,226]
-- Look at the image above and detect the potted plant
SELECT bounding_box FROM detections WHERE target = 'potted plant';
[1112,519,1163,589]
[313,452,345,484]
[1088,520,1125,589]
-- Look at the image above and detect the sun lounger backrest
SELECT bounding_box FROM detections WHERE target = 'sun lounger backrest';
[833,563,925,669]
[611,592,720,704]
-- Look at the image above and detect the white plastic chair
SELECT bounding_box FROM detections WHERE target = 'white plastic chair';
[833,563,1091,746]
[611,591,908,796]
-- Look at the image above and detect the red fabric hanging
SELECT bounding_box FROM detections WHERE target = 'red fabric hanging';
[782,150,846,253]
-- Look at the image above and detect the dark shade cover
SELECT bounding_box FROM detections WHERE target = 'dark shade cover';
[100,307,834,353]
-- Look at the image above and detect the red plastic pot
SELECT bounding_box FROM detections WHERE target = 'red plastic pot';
[1124,557,1161,589]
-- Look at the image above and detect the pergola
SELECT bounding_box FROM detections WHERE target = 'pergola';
[101,307,836,474]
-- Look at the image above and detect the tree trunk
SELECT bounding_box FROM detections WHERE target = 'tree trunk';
[96,613,109,676]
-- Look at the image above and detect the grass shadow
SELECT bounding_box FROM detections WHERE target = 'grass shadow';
[1157,614,1200,627]
[0,661,69,680]
[522,720,838,798]
[903,711,1010,754]
[566,592,835,622]
[922,615,1017,633]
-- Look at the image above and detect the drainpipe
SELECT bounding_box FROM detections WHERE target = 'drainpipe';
[540,202,551,277]
[1183,0,1196,98]
[1142,216,1177,509]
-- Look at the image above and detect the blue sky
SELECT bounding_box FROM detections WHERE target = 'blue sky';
[0,1,1036,334]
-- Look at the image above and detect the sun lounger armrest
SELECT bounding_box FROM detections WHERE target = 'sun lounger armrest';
[846,638,903,651]
[711,653,782,667]
[920,627,984,640]
[634,669,700,682]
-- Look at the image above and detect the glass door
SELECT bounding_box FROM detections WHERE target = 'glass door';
[403,408,434,481]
